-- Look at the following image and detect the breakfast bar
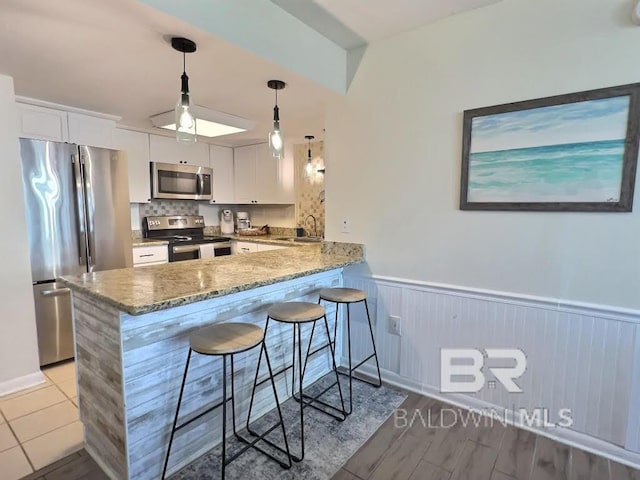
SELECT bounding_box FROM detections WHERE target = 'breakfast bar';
[60,243,363,480]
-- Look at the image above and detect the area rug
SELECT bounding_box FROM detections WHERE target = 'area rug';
[170,374,407,480]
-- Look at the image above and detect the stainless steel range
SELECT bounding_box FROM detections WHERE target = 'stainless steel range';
[143,215,231,262]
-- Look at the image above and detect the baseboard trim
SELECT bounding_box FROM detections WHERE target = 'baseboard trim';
[0,370,47,398]
[345,360,640,470]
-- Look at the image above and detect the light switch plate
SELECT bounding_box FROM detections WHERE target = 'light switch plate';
[341,218,350,233]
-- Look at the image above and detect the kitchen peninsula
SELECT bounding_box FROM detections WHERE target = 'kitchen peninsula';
[60,243,363,480]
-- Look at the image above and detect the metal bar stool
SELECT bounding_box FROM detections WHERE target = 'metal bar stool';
[162,322,292,480]
[309,288,382,415]
[247,301,347,462]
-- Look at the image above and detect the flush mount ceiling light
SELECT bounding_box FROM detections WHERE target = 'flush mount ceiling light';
[150,107,255,138]
[305,135,315,178]
[171,37,197,143]
[268,80,286,159]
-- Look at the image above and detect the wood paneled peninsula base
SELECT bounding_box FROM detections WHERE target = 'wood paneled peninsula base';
[60,244,363,480]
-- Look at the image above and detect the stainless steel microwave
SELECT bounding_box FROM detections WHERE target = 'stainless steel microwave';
[151,162,213,200]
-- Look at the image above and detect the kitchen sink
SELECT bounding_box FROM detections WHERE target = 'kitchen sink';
[275,237,322,243]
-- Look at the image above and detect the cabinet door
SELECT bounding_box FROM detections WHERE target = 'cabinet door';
[255,143,280,204]
[209,145,235,204]
[17,104,68,142]
[232,241,258,254]
[133,245,168,266]
[67,112,115,148]
[149,134,210,167]
[233,145,257,203]
[114,129,151,203]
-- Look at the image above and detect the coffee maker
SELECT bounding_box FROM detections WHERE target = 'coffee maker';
[236,212,251,230]
[220,210,234,234]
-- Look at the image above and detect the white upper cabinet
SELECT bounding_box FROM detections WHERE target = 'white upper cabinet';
[17,104,69,142]
[209,145,235,204]
[233,145,258,204]
[114,129,151,204]
[233,143,293,204]
[149,134,210,167]
[16,103,116,149]
[255,143,279,204]
[67,112,116,149]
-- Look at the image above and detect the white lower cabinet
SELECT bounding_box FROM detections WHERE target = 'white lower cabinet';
[232,241,258,254]
[133,245,168,267]
[232,241,289,254]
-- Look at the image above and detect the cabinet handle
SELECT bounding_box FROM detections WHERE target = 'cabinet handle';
[138,254,155,258]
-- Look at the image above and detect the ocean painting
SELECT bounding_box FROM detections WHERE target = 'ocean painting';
[461,88,640,210]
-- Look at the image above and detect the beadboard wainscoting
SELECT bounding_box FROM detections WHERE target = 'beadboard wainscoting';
[73,270,341,480]
[340,273,640,468]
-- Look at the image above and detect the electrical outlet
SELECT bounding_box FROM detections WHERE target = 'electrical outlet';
[341,218,350,233]
[388,315,401,336]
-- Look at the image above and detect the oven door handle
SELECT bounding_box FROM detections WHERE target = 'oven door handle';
[213,242,232,250]
[172,245,201,254]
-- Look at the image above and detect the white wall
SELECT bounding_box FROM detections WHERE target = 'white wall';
[326,0,640,309]
[0,75,42,387]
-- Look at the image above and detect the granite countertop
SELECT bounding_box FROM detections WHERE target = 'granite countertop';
[60,244,363,315]
[132,239,170,247]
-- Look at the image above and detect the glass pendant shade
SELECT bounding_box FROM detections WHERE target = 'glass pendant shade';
[269,122,284,159]
[175,67,196,143]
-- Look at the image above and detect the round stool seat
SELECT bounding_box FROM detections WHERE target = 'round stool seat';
[190,322,264,355]
[319,288,367,303]
[268,302,325,323]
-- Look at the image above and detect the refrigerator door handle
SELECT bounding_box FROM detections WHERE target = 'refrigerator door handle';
[72,154,88,266]
[40,287,71,297]
[81,152,96,269]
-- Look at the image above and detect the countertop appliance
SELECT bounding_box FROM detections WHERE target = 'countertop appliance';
[221,209,234,234]
[236,211,251,230]
[143,215,231,262]
[151,161,213,200]
[20,139,133,366]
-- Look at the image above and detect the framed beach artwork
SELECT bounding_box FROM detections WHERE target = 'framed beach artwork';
[460,83,640,211]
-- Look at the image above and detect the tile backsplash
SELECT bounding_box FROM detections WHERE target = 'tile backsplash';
[140,200,199,218]
[295,140,325,237]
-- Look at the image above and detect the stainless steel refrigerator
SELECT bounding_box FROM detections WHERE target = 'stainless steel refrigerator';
[20,139,133,366]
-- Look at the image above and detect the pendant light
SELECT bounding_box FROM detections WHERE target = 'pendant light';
[268,80,286,159]
[304,135,315,178]
[172,37,197,143]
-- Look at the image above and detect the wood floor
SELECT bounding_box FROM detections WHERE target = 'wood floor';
[21,392,640,480]
[331,393,640,480]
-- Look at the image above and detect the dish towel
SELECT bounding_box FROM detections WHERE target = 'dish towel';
[199,244,216,259]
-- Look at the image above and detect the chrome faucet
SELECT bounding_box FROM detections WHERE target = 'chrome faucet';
[305,214,318,238]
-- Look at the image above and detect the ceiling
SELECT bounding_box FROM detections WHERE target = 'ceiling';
[272,0,502,45]
[0,0,337,146]
[0,0,502,147]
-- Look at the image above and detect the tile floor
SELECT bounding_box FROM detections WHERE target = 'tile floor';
[0,360,83,480]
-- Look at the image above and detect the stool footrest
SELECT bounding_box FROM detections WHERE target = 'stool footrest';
[254,364,293,388]
[298,392,346,421]
[246,424,302,463]
[307,341,335,358]
[174,396,230,432]
[229,423,294,468]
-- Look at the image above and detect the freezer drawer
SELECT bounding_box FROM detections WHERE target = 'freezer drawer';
[33,282,74,366]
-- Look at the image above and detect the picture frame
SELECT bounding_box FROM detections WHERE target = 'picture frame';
[460,83,640,211]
